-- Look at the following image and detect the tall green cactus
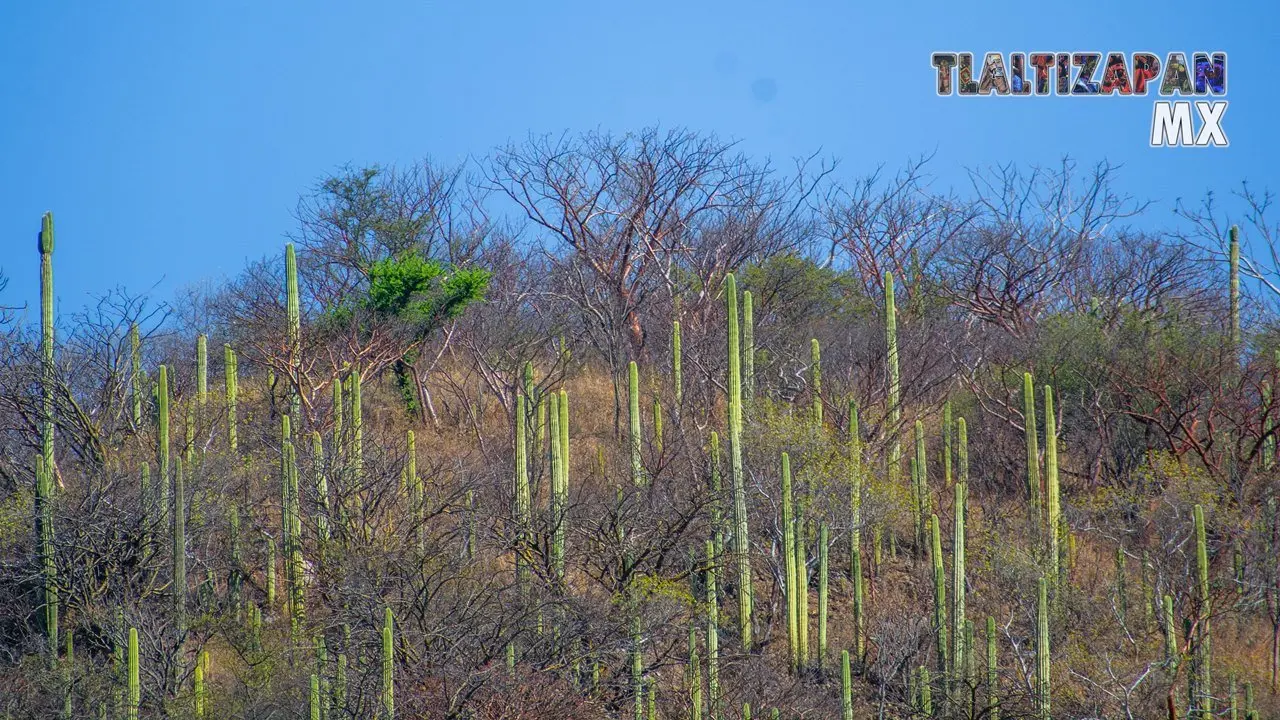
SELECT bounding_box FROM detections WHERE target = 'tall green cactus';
[940,401,951,487]
[1036,575,1050,720]
[653,397,663,456]
[810,338,822,424]
[349,368,363,480]
[194,648,208,719]
[1194,504,1212,719]
[781,452,798,670]
[266,535,277,611]
[672,319,683,412]
[131,324,144,428]
[841,649,853,720]
[549,392,564,578]
[931,514,948,681]
[725,273,753,649]
[196,334,208,407]
[919,666,933,716]
[36,214,59,663]
[817,523,829,669]
[708,432,724,584]
[174,450,187,646]
[952,480,967,697]
[514,394,531,592]
[629,361,643,487]
[36,456,58,664]
[1044,386,1061,586]
[1163,593,1177,664]
[229,506,242,617]
[39,212,55,480]
[885,271,901,489]
[688,621,701,720]
[915,420,931,554]
[285,243,302,422]
[631,613,644,720]
[1023,373,1042,549]
[986,616,999,720]
[1229,225,1240,350]
[158,365,171,533]
[127,627,139,720]
[382,606,395,720]
[849,402,865,659]
[309,673,320,720]
[224,344,238,453]
[705,540,719,720]
[742,289,755,412]
[313,432,329,561]
[554,388,569,581]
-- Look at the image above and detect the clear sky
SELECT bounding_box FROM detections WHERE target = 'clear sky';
[1,1,1276,316]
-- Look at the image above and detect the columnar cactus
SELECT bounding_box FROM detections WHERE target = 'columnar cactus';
[817,523,829,668]
[554,388,569,581]
[1229,225,1240,350]
[781,452,798,670]
[549,393,564,577]
[653,397,663,456]
[705,540,719,720]
[1044,386,1061,586]
[224,344,238,453]
[158,365,171,533]
[795,497,809,667]
[266,535,277,611]
[672,319,683,412]
[349,368,363,480]
[382,606,395,720]
[725,273,753,648]
[174,450,187,645]
[885,271,901,489]
[127,627,140,720]
[742,289,755,412]
[915,420,931,554]
[39,213,55,480]
[1194,504,1212,719]
[708,432,724,578]
[194,648,207,719]
[229,506,242,615]
[313,432,329,560]
[629,361,643,487]
[1023,373,1042,549]
[810,338,822,424]
[631,613,644,720]
[1163,594,1177,664]
[196,334,208,407]
[919,666,932,716]
[514,394,531,591]
[36,456,57,663]
[931,514,948,680]
[952,480,967,696]
[688,622,701,720]
[309,673,320,720]
[1036,576,1050,720]
[849,402,865,659]
[986,616,999,720]
[841,649,853,720]
[131,324,144,428]
[942,401,953,486]
[285,243,302,421]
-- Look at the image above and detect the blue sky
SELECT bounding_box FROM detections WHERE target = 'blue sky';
[1,1,1276,317]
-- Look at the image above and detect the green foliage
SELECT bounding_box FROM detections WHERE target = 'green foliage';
[367,253,490,335]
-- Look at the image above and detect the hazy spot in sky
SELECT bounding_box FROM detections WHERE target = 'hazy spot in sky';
[714,52,738,75]
[751,77,778,103]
